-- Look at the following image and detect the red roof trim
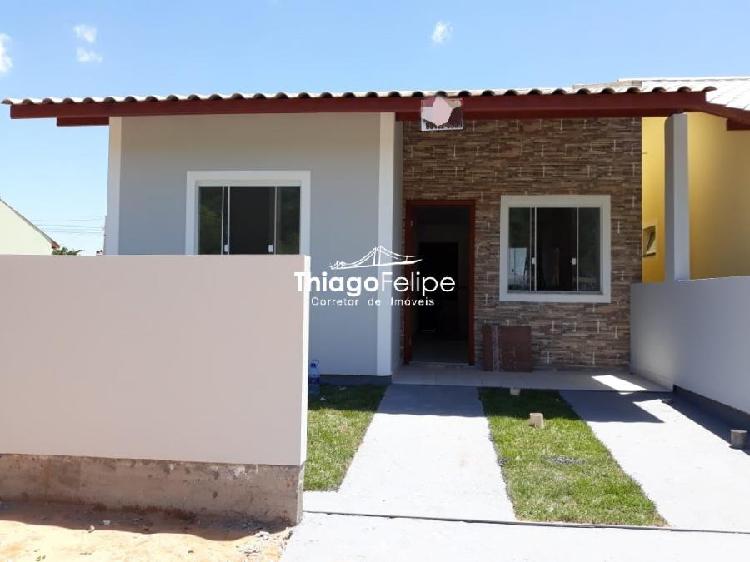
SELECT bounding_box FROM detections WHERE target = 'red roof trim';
[57,116,109,127]
[6,91,715,124]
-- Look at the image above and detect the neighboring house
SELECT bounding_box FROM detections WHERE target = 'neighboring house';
[0,197,58,255]
[4,76,750,414]
[639,80,750,281]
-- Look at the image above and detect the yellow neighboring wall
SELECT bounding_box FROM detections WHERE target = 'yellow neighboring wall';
[0,199,55,255]
[642,113,750,282]
[642,117,666,282]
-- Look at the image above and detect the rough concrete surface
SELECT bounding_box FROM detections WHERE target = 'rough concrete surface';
[281,513,750,562]
[304,385,514,521]
[562,391,750,531]
[0,454,303,524]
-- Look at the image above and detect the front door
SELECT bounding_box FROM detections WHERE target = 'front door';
[197,185,300,255]
[404,201,475,365]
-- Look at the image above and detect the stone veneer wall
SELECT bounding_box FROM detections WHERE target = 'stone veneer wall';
[402,118,642,369]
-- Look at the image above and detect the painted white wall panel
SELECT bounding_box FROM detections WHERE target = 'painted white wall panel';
[0,255,309,466]
[631,277,750,414]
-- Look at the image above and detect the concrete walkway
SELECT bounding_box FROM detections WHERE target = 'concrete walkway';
[562,391,750,532]
[305,385,514,521]
[282,513,750,562]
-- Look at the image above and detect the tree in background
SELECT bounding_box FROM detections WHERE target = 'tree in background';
[52,246,81,256]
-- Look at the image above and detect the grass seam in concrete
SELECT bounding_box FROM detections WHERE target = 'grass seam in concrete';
[480,388,664,525]
[302,509,750,536]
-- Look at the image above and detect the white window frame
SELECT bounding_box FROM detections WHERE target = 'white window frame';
[185,170,311,256]
[499,195,611,303]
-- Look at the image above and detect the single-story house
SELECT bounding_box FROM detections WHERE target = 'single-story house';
[0,196,58,254]
[3,75,750,522]
[4,76,750,410]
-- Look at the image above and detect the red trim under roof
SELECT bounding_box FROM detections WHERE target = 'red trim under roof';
[4,89,749,127]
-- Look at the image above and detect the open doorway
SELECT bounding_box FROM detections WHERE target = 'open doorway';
[404,201,474,364]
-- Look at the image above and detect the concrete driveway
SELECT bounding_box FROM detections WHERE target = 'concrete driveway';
[562,390,750,531]
[284,382,750,561]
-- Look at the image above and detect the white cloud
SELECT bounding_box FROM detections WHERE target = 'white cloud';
[74,24,97,44]
[0,34,12,74]
[76,46,103,64]
[73,24,102,63]
[431,21,452,45]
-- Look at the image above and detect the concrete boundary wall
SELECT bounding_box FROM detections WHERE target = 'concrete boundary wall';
[0,255,309,522]
[631,277,750,415]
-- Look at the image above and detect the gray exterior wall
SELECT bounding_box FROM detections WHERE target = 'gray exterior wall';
[118,113,381,375]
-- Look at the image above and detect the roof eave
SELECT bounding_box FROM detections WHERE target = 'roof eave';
[5,91,712,124]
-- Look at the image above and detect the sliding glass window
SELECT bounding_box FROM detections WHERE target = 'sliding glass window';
[506,205,602,294]
[198,185,301,255]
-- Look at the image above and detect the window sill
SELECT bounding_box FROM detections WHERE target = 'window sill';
[499,291,611,304]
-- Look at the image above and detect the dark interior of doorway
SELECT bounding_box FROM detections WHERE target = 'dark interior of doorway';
[410,205,470,363]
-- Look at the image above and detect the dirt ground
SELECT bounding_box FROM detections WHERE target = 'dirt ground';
[0,500,291,561]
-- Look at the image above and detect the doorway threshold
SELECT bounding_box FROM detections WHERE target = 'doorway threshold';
[394,365,667,391]
[407,361,475,370]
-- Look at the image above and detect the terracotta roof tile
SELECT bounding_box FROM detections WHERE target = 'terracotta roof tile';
[0,80,722,107]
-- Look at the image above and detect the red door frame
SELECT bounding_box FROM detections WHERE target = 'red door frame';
[403,199,476,365]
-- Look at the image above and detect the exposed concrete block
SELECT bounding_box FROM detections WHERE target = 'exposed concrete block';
[730,429,748,450]
[528,413,544,428]
[0,454,303,524]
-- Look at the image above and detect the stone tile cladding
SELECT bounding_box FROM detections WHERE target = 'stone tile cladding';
[402,117,642,369]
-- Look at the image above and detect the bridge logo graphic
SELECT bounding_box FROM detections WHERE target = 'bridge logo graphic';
[330,246,421,270]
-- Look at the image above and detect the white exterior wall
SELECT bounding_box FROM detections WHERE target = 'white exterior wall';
[114,112,393,376]
[0,255,309,466]
[376,113,397,376]
[391,122,404,373]
[631,277,750,414]
[0,200,53,255]
[104,117,122,255]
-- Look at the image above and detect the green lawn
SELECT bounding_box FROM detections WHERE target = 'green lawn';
[479,388,664,526]
[305,384,386,491]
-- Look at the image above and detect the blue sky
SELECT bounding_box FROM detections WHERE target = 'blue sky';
[1,0,749,254]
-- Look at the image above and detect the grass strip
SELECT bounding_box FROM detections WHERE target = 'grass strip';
[479,388,664,525]
[305,384,386,491]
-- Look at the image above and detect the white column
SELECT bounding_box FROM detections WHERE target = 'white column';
[376,113,396,376]
[664,113,690,281]
[104,117,122,255]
